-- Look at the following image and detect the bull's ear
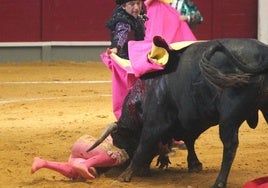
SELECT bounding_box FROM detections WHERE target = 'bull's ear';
[153,36,170,51]
[148,41,169,66]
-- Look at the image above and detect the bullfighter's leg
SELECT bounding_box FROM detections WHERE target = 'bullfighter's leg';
[72,152,119,179]
[31,157,81,179]
[32,135,125,180]
[173,140,187,150]
[70,137,127,180]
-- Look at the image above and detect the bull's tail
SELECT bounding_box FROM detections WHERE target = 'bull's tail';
[199,41,251,89]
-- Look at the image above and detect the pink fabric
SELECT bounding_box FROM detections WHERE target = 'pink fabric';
[144,1,196,43]
[128,1,197,78]
[102,0,197,119]
[101,52,137,119]
[243,176,268,188]
[128,40,165,77]
[71,142,121,168]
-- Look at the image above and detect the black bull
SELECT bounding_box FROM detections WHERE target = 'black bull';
[89,37,268,188]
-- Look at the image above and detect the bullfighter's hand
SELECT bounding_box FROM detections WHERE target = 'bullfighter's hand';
[110,47,118,54]
[156,154,171,169]
[105,48,118,58]
[105,48,112,57]
[180,15,189,22]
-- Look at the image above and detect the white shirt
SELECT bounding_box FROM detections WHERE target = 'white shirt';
[171,0,184,12]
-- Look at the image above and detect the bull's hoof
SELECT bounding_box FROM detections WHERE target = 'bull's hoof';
[117,166,151,182]
[188,162,202,173]
[211,182,226,188]
[118,171,132,182]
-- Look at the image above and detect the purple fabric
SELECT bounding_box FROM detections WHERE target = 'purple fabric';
[114,22,131,48]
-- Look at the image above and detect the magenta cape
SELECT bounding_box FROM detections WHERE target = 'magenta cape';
[144,0,196,43]
[101,52,137,119]
[101,38,196,120]
[243,176,268,188]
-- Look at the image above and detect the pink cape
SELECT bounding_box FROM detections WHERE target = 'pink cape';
[243,176,268,188]
[144,0,196,43]
[129,1,196,77]
[101,52,137,119]
[102,1,197,119]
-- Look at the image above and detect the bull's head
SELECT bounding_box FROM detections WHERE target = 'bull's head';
[87,36,173,161]
[110,121,141,159]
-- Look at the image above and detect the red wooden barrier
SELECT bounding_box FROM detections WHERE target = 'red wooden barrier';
[0,0,257,42]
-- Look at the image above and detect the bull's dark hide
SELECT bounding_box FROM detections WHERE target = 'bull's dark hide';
[95,37,268,188]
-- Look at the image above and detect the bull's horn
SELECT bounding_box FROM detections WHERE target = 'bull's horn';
[87,122,118,152]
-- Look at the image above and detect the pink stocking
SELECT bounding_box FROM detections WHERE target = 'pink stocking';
[72,152,117,179]
[31,157,80,179]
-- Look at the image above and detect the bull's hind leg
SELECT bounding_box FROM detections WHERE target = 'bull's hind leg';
[212,121,240,188]
[213,86,260,188]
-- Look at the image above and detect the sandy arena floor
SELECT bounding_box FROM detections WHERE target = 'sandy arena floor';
[0,62,267,188]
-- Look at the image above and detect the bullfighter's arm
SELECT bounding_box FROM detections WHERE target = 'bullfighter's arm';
[156,142,171,169]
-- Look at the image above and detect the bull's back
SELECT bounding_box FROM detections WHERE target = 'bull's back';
[167,41,222,126]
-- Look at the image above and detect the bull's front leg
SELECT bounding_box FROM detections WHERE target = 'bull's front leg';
[118,157,152,182]
[117,161,142,182]
[118,138,157,182]
[118,118,169,182]
[118,86,177,182]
